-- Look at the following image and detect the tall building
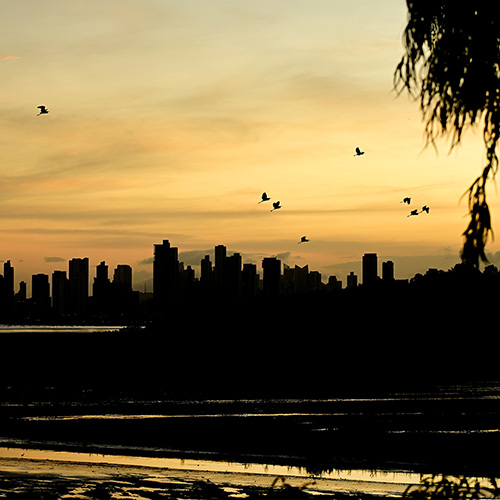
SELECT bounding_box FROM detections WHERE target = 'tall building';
[262,257,281,296]
[113,264,132,291]
[32,273,50,318]
[214,245,227,295]
[3,260,14,307]
[52,270,69,318]
[347,271,358,288]
[200,255,213,291]
[93,261,111,316]
[153,239,180,314]
[362,253,378,285]
[242,263,258,298]
[225,252,242,300]
[382,260,395,281]
[69,257,89,318]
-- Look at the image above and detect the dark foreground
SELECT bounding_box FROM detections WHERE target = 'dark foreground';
[0,456,409,500]
[1,317,500,481]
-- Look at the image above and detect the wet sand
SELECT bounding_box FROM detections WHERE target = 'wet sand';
[0,455,414,500]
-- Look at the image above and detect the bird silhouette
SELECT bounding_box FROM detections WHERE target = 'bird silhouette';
[259,192,271,203]
[353,147,364,156]
[420,205,430,214]
[407,209,419,217]
[401,197,411,205]
[270,201,281,212]
[298,236,309,244]
[37,105,49,116]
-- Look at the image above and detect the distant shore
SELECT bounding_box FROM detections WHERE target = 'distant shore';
[0,452,420,500]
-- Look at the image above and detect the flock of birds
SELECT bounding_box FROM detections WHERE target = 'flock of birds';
[36,109,432,246]
[400,196,430,217]
[257,146,431,245]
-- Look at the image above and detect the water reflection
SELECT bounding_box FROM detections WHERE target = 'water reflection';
[0,325,132,333]
[0,446,420,484]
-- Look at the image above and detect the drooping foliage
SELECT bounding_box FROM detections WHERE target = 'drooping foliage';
[394,1,500,267]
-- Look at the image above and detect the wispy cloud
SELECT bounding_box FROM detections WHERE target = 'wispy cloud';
[0,54,20,60]
[44,256,66,263]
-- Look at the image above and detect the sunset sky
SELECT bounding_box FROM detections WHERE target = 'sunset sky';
[2,0,499,293]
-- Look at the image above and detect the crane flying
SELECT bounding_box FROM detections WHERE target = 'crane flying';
[259,192,271,203]
[270,201,281,212]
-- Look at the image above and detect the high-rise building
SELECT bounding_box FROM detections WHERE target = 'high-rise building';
[93,261,111,316]
[382,260,395,281]
[225,252,242,300]
[200,255,213,291]
[69,257,89,317]
[362,253,378,285]
[347,271,358,288]
[32,273,50,318]
[262,257,281,296]
[113,264,132,290]
[242,263,258,298]
[153,240,180,314]
[52,270,69,318]
[3,260,14,307]
[214,245,227,295]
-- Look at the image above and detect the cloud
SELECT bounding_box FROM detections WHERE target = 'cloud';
[44,256,66,262]
[0,54,20,60]
[137,257,153,265]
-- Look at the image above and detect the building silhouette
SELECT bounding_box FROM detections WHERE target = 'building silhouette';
[242,263,258,299]
[69,258,89,318]
[3,260,14,309]
[362,253,378,285]
[153,239,180,316]
[347,271,358,288]
[32,273,50,319]
[52,270,69,318]
[262,257,281,296]
[382,260,395,281]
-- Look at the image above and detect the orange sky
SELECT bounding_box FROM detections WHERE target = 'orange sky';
[2,0,499,293]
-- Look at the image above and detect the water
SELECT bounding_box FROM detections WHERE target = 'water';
[0,325,133,333]
[0,445,421,485]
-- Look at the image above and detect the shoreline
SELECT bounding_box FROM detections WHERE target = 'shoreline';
[0,453,419,499]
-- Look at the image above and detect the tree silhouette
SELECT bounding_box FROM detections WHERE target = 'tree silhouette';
[394,2,500,268]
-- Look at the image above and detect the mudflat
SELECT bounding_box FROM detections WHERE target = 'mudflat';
[0,455,415,500]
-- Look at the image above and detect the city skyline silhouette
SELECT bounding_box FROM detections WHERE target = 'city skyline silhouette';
[1,237,499,327]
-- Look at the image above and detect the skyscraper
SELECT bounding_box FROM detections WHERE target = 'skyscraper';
[69,257,89,318]
[200,255,213,292]
[32,273,50,318]
[153,239,180,314]
[113,264,132,291]
[3,260,14,307]
[382,260,395,281]
[262,257,281,296]
[214,244,227,295]
[93,261,111,316]
[52,270,69,318]
[362,253,378,285]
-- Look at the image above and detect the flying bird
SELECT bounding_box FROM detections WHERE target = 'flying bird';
[353,147,364,156]
[259,192,271,203]
[420,205,430,214]
[401,197,411,205]
[298,236,309,244]
[37,105,49,115]
[407,209,419,217]
[270,201,281,212]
